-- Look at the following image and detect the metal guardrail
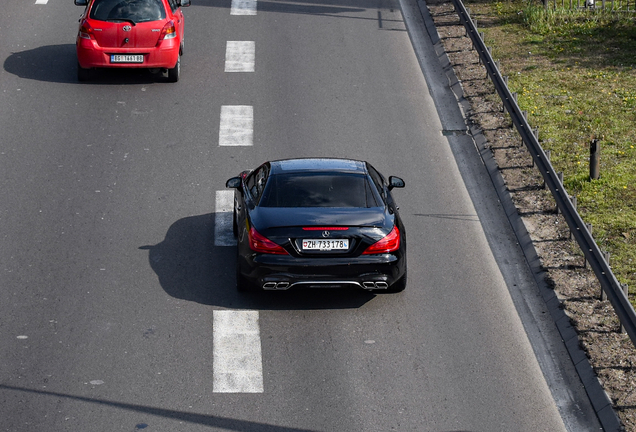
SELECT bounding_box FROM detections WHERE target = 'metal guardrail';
[450,0,636,348]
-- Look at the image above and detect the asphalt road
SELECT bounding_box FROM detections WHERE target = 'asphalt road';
[0,0,600,431]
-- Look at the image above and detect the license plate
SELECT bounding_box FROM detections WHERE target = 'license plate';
[111,54,144,63]
[302,239,349,251]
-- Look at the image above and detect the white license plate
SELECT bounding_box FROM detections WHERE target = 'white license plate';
[111,54,144,63]
[302,239,349,251]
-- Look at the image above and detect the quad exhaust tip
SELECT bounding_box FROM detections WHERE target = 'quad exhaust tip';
[363,281,388,290]
[263,282,290,290]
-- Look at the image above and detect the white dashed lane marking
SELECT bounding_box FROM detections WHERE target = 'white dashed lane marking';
[221,0,262,397]
[35,0,48,4]
[231,0,257,15]
[213,310,264,393]
[219,105,254,146]
[225,41,255,72]
[215,190,235,246]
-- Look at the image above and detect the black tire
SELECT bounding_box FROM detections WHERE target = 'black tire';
[232,208,238,238]
[77,63,90,82]
[167,55,180,82]
[236,252,253,292]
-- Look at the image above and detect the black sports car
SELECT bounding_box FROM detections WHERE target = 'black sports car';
[225,158,406,292]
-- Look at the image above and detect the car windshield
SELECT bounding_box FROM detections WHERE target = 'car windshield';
[259,173,381,208]
[90,0,166,23]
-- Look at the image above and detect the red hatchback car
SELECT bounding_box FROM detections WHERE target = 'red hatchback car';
[74,0,191,82]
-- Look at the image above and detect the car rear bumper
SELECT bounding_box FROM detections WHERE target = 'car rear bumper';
[76,38,180,69]
[239,252,406,291]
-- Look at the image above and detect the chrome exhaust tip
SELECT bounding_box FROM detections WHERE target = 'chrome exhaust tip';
[263,281,291,290]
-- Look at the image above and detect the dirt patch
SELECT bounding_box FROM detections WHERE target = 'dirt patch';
[424,1,636,430]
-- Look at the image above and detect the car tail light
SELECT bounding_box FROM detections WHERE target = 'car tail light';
[362,226,400,254]
[78,20,95,40]
[157,20,177,45]
[248,226,288,255]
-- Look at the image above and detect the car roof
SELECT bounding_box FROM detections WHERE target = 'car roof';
[269,158,367,175]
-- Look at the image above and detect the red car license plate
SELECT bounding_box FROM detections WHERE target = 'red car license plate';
[110,54,144,63]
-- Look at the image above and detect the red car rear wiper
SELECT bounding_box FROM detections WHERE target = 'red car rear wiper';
[106,19,136,26]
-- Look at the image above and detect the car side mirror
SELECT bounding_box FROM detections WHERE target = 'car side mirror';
[388,176,405,190]
[226,177,242,189]
[179,0,191,6]
[74,0,88,5]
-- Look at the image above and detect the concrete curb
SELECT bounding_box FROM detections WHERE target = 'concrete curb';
[415,1,623,431]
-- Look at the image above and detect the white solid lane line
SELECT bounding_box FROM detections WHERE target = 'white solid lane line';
[225,41,255,73]
[230,0,257,15]
[213,310,264,393]
[215,190,235,246]
[219,105,254,146]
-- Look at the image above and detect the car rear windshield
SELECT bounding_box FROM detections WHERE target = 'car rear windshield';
[90,0,166,23]
[260,173,381,208]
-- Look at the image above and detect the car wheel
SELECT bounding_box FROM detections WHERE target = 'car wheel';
[232,208,238,237]
[236,253,253,292]
[167,55,180,83]
[386,270,407,293]
[77,63,90,82]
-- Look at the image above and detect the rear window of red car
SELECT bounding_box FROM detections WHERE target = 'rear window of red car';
[90,0,166,23]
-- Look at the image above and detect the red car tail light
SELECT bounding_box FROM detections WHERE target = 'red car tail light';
[78,20,95,40]
[248,226,288,255]
[362,226,400,254]
[157,20,177,45]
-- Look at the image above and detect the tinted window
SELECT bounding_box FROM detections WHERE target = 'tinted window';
[260,173,380,208]
[90,0,166,22]
[367,164,387,202]
[245,166,268,203]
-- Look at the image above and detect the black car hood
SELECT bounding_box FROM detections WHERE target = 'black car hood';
[252,207,391,230]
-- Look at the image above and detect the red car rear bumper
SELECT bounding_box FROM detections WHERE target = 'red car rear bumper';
[76,37,179,69]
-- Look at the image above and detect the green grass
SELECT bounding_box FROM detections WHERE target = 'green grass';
[467,0,636,301]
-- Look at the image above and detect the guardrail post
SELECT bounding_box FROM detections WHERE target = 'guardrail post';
[569,196,577,239]
[590,138,601,180]
[601,251,610,301]
[622,284,630,333]
[584,223,592,268]
[556,172,564,214]
[540,149,550,177]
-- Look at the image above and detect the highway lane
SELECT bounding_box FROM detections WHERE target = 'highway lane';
[0,0,597,431]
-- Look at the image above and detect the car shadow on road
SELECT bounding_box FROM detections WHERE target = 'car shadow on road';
[3,44,169,84]
[139,213,374,310]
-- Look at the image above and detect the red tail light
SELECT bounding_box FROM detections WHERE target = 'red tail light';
[157,20,177,45]
[248,226,288,255]
[362,226,400,254]
[78,20,95,40]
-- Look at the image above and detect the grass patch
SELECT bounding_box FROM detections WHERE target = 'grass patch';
[467,0,636,300]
